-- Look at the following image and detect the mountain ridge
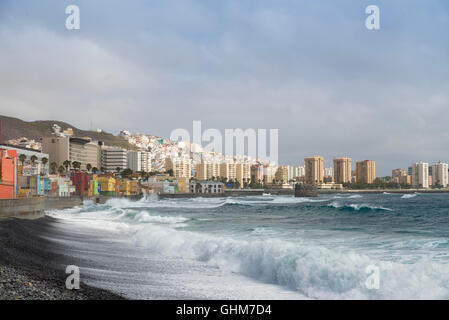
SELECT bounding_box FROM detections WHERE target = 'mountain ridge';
[0,114,132,149]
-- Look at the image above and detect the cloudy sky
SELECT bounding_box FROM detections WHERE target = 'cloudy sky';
[1,0,448,175]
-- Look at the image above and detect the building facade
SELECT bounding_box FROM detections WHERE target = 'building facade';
[304,156,324,184]
[356,160,376,184]
[101,147,128,172]
[431,161,448,187]
[411,161,429,188]
[333,157,352,184]
[127,151,142,172]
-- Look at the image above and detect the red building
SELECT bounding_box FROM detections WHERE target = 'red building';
[0,148,17,199]
[70,172,91,196]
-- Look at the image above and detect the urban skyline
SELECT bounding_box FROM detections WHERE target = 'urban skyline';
[1,1,449,176]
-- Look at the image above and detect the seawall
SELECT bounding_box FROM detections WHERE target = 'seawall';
[0,194,144,219]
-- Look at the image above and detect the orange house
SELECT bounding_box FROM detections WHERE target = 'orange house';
[0,149,17,199]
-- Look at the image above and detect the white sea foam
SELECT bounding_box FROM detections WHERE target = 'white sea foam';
[47,195,449,299]
[128,223,449,299]
[327,202,393,212]
[401,194,417,199]
[134,211,189,224]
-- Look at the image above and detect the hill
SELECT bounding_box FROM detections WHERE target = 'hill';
[0,115,133,149]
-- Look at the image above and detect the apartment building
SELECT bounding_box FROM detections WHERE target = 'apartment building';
[42,136,100,171]
[333,157,352,183]
[411,161,429,188]
[431,161,448,187]
[101,146,128,172]
[263,164,277,184]
[219,162,236,182]
[165,158,192,179]
[251,165,264,183]
[196,162,208,180]
[294,165,305,178]
[304,156,324,184]
[236,163,251,186]
[140,151,152,173]
[127,151,142,172]
[356,160,376,184]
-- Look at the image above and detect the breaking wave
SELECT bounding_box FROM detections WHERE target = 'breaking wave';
[129,223,449,299]
[401,194,418,199]
[327,202,393,212]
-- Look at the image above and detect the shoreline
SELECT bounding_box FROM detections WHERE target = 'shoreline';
[2,188,449,219]
[0,216,125,300]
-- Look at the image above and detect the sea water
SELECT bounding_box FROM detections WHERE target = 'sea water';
[47,193,449,299]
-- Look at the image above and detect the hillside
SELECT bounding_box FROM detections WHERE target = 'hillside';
[0,115,133,149]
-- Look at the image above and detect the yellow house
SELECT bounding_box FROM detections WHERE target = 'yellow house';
[176,177,189,193]
[98,176,116,196]
[119,179,131,196]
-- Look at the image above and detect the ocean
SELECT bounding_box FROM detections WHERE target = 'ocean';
[46,193,449,299]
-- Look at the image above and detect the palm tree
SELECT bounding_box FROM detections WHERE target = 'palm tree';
[30,155,38,165]
[63,160,71,173]
[58,165,65,175]
[50,162,58,174]
[72,161,81,171]
[86,163,92,172]
[19,154,27,166]
[41,157,48,171]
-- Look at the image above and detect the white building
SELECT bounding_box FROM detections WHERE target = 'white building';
[101,147,128,172]
[324,167,334,177]
[127,151,142,172]
[432,161,448,187]
[411,161,429,188]
[294,165,305,178]
[140,151,152,173]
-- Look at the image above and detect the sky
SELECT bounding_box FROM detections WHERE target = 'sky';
[0,0,448,175]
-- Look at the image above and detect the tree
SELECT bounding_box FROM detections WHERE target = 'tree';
[195,182,202,193]
[58,165,65,175]
[30,155,38,165]
[166,168,174,177]
[63,160,71,173]
[92,167,98,174]
[116,167,121,173]
[19,154,27,166]
[50,162,58,174]
[72,161,81,171]
[86,163,92,172]
[41,157,48,175]
[121,168,133,178]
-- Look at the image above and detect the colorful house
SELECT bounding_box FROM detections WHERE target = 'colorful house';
[130,180,140,195]
[98,176,116,196]
[0,149,17,199]
[119,179,131,196]
[70,172,91,196]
